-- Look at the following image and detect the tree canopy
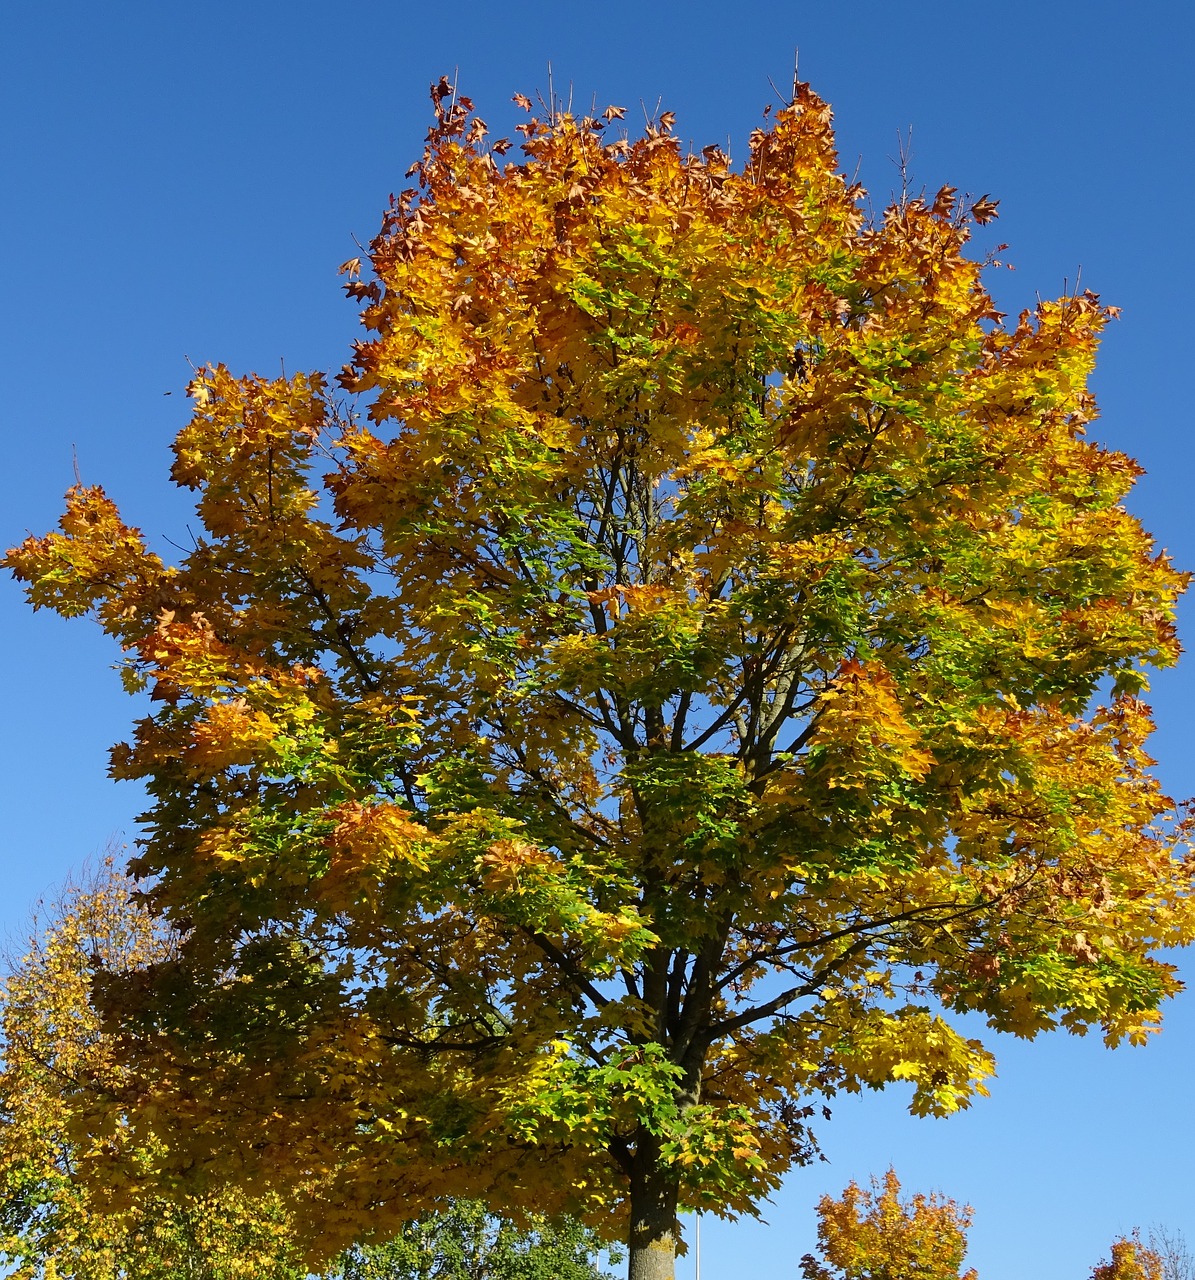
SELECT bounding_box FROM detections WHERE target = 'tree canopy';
[1090,1236,1166,1280]
[799,1170,1174,1280]
[6,79,1193,1280]
[800,1169,977,1280]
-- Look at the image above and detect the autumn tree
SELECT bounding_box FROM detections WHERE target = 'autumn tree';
[0,862,307,1280]
[800,1176,1184,1280]
[7,79,1194,1280]
[1092,1235,1166,1280]
[800,1169,977,1280]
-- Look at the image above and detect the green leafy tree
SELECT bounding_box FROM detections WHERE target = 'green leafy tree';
[337,1200,619,1280]
[7,80,1194,1280]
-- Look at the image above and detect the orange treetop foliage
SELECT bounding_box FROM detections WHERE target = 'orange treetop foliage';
[800,1169,978,1280]
[1091,1237,1166,1280]
[7,79,1194,1279]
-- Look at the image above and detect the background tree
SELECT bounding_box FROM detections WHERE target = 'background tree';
[0,862,306,1280]
[1092,1235,1165,1280]
[335,1200,619,1280]
[1148,1228,1195,1280]
[7,81,1194,1280]
[799,1168,977,1280]
[799,1176,1186,1280]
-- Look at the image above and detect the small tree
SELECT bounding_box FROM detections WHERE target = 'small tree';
[1149,1228,1195,1280]
[800,1169,977,1280]
[7,81,1194,1280]
[1092,1235,1165,1280]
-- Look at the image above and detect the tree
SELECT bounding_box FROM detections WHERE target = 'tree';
[335,1199,619,1280]
[0,862,307,1280]
[6,79,1194,1280]
[1092,1236,1165,1280]
[800,1175,1185,1280]
[1147,1228,1195,1280]
[800,1168,977,1280]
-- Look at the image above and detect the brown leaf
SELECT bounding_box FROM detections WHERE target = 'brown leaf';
[970,194,1000,225]
[512,92,533,111]
[931,184,957,217]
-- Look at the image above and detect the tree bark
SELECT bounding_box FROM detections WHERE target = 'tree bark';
[627,1137,679,1280]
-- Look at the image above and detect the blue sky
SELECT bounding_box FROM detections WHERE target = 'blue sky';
[2,2,1193,1275]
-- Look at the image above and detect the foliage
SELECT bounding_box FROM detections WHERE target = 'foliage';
[0,862,306,1280]
[335,1199,619,1280]
[7,79,1193,1277]
[0,865,613,1280]
[800,1168,977,1280]
[1092,1236,1165,1280]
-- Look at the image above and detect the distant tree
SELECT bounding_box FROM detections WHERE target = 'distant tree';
[800,1179,1189,1280]
[800,1169,977,1280]
[1148,1228,1195,1280]
[8,79,1194,1280]
[336,1199,619,1280]
[1091,1235,1165,1280]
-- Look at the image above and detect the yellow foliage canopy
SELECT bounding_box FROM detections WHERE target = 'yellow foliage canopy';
[801,1169,978,1280]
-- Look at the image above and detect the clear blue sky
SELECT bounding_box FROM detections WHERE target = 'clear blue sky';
[2,3,1193,1276]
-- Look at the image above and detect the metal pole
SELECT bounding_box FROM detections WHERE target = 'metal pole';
[695,1212,701,1280]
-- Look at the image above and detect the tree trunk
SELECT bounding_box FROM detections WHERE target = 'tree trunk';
[627,1138,680,1280]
